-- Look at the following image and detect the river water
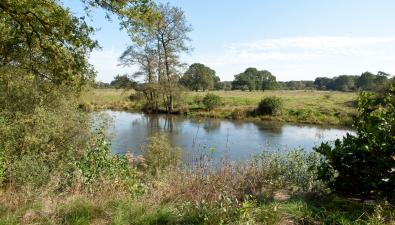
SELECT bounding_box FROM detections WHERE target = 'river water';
[100,111,353,161]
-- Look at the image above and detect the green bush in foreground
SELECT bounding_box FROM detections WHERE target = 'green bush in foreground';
[315,86,395,201]
[202,93,222,111]
[256,96,284,115]
[142,134,182,175]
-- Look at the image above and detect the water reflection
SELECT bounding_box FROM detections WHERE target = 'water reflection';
[103,111,353,161]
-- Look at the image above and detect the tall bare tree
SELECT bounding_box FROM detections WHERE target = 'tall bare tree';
[121,2,192,113]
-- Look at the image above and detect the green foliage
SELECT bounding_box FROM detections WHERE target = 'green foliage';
[0,0,97,88]
[179,63,219,91]
[232,68,277,91]
[142,134,181,175]
[315,86,395,200]
[120,2,192,113]
[277,80,315,90]
[256,96,283,115]
[202,93,222,111]
[247,149,324,193]
[110,74,137,89]
[0,71,92,189]
[76,130,146,195]
[314,71,391,92]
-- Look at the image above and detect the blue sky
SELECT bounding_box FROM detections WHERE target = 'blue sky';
[62,0,395,82]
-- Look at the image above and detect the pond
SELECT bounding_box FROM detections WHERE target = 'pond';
[99,111,353,161]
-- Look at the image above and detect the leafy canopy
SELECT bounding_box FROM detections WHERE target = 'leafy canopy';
[180,63,219,91]
[315,86,395,200]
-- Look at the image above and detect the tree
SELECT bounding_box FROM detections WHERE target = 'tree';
[0,0,98,88]
[232,68,277,91]
[357,72,377,91]
[0,0,154,187]
[121,2,192,113]
[332,75,358,92]
[110,74,137,89]
[257,70,277,90]
[219,81,232,91]
[314,77,333,90]
[179,63,218,91]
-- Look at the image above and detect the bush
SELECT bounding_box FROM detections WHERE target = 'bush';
[230,108,246,120]
[243,149,324,194]
[142,134,181,175]
[256,96,283,115]
[315,86,395,201]
[202,93,222,111]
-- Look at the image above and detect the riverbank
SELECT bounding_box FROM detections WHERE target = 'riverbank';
[1,144,393,224]
[81,89,357,126]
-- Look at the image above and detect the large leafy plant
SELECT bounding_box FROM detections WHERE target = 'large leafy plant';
[315,86,395,200]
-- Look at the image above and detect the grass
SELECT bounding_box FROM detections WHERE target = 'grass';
[83,88,358,126]
[0,192,393,225]
[186,90,357,125]
[80,88,135,111]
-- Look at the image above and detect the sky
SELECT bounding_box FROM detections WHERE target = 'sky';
[62,0,395,82]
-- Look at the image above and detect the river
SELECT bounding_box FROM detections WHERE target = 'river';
[99,110,353,161]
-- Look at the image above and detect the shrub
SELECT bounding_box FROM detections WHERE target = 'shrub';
[315,86,395,201]
[230,108,246,120]
[242,149,324,194]
[202,93,222,111]
[142,134,181,175]
[256,96,283,115]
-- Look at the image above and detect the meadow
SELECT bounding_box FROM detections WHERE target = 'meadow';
[81,89,358,126]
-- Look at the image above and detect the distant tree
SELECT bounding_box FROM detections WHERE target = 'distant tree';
[258,70,277,90]
[314,77,333,90]
[219,81,232,91]
[332,75,358,92]
[233,69,257,91]
[232,68,276,91]
[213,74,222,90]
[179,63,218,91]
[95,81,111,88]
[357,72,377,91]
[110,74,137,89]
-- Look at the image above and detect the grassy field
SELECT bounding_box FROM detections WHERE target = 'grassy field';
[81,89,358,126]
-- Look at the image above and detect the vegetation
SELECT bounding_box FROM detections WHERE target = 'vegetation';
[84,89,357,125]
[202,93,222,111]
[315,86,395,201]
[120,2,192,113]
[179,63,220,91]
[110,74,138,89]
[314,71,393,92]
[232,67,277,91]
[1,0,394,224]
[256,96,284,116]
[142,134,181,175]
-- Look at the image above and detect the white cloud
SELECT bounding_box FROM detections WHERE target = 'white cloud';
[89,49,138,83]
[189,36,395,81]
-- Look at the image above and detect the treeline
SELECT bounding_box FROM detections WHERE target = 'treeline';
[105,64,393,92]
[95,74,138,89]
[314,71,391,91]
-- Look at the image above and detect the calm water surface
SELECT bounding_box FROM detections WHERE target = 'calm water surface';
[100,111,353,161]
